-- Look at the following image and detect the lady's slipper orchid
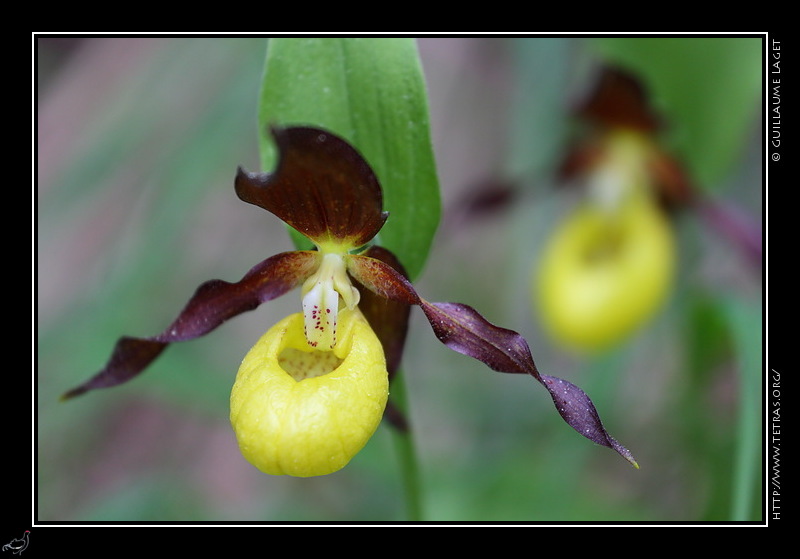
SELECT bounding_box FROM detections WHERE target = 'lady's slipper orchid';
[63,125,637,474]
[558,66,694,210]
[536,66,686,353]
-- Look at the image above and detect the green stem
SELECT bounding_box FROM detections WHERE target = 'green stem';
[389,371,424,521]
[725,298,762,521]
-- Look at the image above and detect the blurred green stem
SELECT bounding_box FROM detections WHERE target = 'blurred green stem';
[389,371,424,521]
[726,298,762,521]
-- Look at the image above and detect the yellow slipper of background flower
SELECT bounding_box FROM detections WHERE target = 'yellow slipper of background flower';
[536,194,675,353]
[230,308,389,477]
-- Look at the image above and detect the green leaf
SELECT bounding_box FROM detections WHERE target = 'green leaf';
[722,296,762,521]
[594,37,762,188]
[257,38,441,280]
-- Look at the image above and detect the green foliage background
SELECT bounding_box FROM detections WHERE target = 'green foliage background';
[36,37,763,522]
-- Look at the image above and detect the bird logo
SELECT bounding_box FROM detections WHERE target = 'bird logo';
[2,531,29,555]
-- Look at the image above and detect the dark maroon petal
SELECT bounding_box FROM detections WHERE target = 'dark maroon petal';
[557,137,603,184]
[235,126,388,249]
[575,65,662,132]
[419,301,536,376]
[61,250,319,400]
[540,374,638,468]
[348,247,414,433]
[60,338,168,401]
[418,301,637,467]
[350,246,412,377]
[346,252,420,306]
[646,148,696,210]
[383,402,409,432]
[348,252,637,466]
[160,250,318,340]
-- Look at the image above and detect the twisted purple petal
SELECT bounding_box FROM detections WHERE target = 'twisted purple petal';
[348,252,637,466]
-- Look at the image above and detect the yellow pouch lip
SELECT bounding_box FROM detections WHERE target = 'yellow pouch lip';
[230,308,388,477]
[536,196,675,353]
